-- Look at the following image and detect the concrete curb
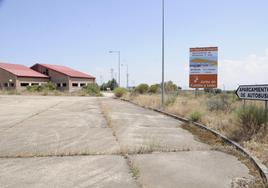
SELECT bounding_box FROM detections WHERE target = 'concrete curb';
[120,98,268,187]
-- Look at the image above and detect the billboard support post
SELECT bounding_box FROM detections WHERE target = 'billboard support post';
[195,88,198,98]
[265,101,268,126]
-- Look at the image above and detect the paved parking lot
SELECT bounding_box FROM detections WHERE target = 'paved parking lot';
[0,95,254,188]
[0,96,120,157]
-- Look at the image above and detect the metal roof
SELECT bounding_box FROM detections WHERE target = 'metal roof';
[0,62,49,78]
[34,64,95,79]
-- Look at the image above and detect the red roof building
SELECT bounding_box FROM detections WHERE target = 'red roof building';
[31,63,95,91]
[35,64,95,79]
[0,62,49,90]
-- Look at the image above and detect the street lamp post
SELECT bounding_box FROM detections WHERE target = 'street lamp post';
[109,51,121,87]
[161,0,165,108]
[122,64,129,89]
[126,64,129,89]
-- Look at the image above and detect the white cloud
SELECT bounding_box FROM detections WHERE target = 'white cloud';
[219,49,268,90]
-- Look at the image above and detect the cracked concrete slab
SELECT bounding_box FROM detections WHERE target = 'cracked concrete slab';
[0,96,120,156]
[0,96,61,130]
[0,96,256,188]
[0,155,139,188]
[101,98,210,153]
[131,151,252,188]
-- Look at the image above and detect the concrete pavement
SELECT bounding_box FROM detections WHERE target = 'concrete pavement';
[101,98,210,153]
[0,95,260,187]
[0,155,138,188]
[130,151,251,188]
[0,96,120,157]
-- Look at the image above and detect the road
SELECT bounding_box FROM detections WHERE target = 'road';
[0,95,255,188]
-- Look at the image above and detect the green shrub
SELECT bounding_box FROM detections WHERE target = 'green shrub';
[214,89,222,94]
[27,85,41,92]
[113,87,127,98]
[164,81,178,93]
[43,82,56,91]
[27,82,56,92]
[101,79,118,91]
[204,88,222,94]
[165,94,178,106]
[190,111,202,122]
[149,84,160,94]
[234,105,267,141]
[207,94,230,112]
[82,84,101,96]
[135,84,149,94]
[226,90,236,94]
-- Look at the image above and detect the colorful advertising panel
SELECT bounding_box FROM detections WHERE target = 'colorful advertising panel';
[189,47,218,88]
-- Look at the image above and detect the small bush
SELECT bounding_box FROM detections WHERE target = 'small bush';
[164,81,178,93]
[135,84,149,94]
[43,82,56,91]
[27,85,42,92]
[82,84,101,96]
[207,94,230,112]
[165,94,178,106]
[27,82,56,92]
[204,88,222,94]
[214,89,222,94]
[101,79,118,91]
[113,87,127,98]
[190,111,202,122]
[229,104,268,142]
[226,90,236,94]
[149,84,160,94]
[131,166,140,179]
[204,88,213,93]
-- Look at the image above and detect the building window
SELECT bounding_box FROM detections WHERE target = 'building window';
[72,83,78,87]
[10,83,15,87]
[31,83,39,86]
[62,83,67,87]
[20,83,29,87]
[4,83,8,87]
[80,83,86,87]
[57,83,61,87]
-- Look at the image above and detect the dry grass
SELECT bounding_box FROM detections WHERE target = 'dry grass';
[124,92,268,169]
[127,94,161,109]
[180,123,224,147]
[99,101,117,139]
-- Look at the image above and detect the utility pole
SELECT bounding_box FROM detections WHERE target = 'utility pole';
[118,52,121,86]
[126,64,129,89]
[100,75,103,85]
[114,73,117,83]
[161,0,165,108]
[122,64,129,88]
[110,68,114,80]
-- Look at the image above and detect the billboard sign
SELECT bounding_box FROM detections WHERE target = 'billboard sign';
[189,47,218,88]
[236,85,268,101]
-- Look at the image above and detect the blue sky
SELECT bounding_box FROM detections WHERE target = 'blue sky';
[0,0,268,89]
